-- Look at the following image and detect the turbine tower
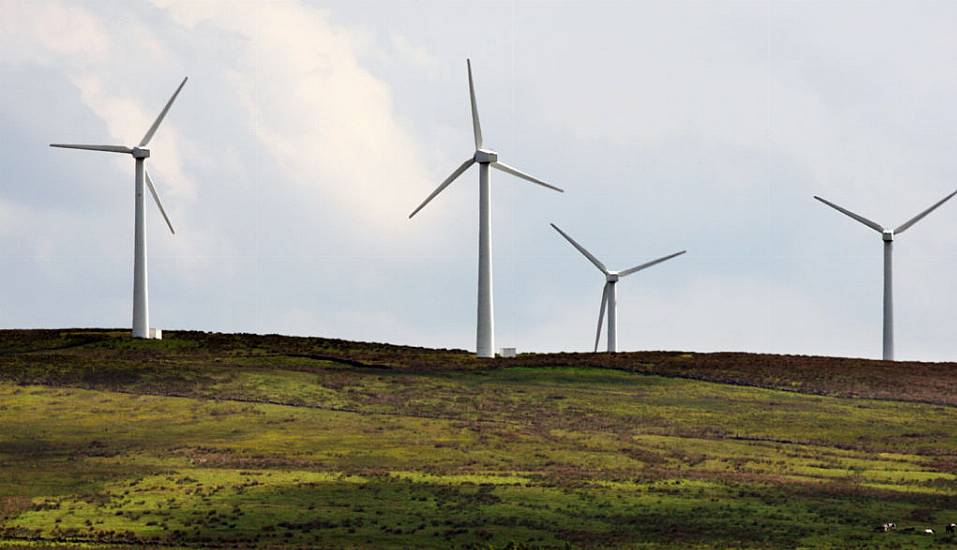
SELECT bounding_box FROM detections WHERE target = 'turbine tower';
[51,77,187,339]
[814,189,957,360]
[410,60,563,358]
[551,223,685,353]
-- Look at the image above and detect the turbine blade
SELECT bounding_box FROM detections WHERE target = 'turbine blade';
[409,158,475,218]
[50,144,132,154]
[594,283,608,353]
[618,250,686,278]
[492,161,563,192]
[894,188,957,234]
[550,223,607,274]
[145,170,175,235]
[813,196,884,233]
[467,59,482,149]
[138,77,188,147]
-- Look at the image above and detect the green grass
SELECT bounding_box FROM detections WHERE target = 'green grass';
[2,330,957,548]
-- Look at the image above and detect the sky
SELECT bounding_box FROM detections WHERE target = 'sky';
[2,0,957,361]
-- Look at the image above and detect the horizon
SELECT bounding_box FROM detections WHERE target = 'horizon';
[5,326,954,365]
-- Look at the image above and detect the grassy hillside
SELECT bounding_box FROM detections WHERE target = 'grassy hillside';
[1,329,956,548]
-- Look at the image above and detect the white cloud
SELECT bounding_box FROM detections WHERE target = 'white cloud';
[390,33,438,75]
[0,0,109,67]
[153,0,434,228]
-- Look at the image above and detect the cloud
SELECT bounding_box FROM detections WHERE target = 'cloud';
[0,0,109,67]
[153,0,434,229]
[390,33,438,75]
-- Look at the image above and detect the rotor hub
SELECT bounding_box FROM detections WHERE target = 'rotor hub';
[131,147,150,159]
[474,149,498,164]
[606,273,619,283]
[882,230,894,242]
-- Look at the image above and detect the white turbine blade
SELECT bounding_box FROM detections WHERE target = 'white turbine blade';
[619,250,686,278]
[550,223,607,274]
[145,170,175,235]
[50,144,132,154]
[467,59,482,149]
[409,158,475,218]
[138,77,188,147]
[594,283,608,353]
[894,188,957,234]
[492,161,563,193]
[813,196,883,233]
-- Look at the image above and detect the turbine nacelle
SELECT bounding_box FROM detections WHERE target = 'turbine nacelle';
[814,190,957,239]
[474,149,498,164]
[550,223,686,353]
[50,77,188,237]
[407,60,563,221]
[814,189,957,360]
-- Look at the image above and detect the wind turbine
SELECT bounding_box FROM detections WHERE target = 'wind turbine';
[814,189,957,360]
[51,77,187,339]
[551,223,685,353]
[409,60,563,358]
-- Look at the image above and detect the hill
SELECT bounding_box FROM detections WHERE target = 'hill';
[1,329,956,548]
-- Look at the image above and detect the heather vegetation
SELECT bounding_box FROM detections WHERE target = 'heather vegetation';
[1,329,956,548]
